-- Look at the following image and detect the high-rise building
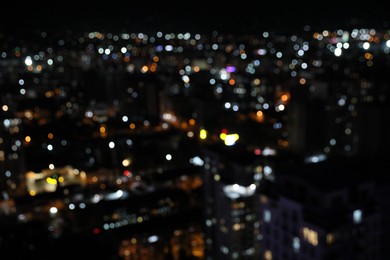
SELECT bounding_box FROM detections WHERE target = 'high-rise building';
[258,156,384,259]
[202,144,261,259]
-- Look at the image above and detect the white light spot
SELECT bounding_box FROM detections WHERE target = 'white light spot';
[25,56,33,66]
[166,154,172,161]
[47,59,53,65]
[109,141,115,149]
[189,156,204,166]
[121,47,127,54]
[69,204,75,210]
[334,48,342,57]
[148,235,158,243]
[122,116,128,122]
[182,75,190,83]
[165,45,173,52]
[277,104,285,111]
[386,40,390,48]
[19,79,24,85]
[338,98,346,106]
[104,49,111,55]
[49,164,55,170]
[263,209,271,223]
[264,166,272,175]
[353,209,363,224]
[49,207,58,214]
[20,89,26,95]
[85,111,93,118]
[47,144,53,151]
[363,42,370,50]
[224,102,231,109]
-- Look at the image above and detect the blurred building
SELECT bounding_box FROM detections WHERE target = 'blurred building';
[258,156,385,259]
[202,144,262,259]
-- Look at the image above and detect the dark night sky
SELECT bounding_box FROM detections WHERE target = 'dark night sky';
[1,3,389,35]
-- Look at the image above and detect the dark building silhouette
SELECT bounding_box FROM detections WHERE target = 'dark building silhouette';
[202,144,264,259]
[258,156,388,259]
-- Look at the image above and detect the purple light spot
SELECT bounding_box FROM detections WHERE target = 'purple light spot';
[226,66,236,73]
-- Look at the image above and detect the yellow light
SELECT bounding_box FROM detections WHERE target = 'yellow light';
[264,250,272,260]
[122,158,131,167]
[199,129,207,140]
[48,133,54,139]
[2,105,8,111]
[29,190,36,196]
[364,52,373,60]
[150,65,157,72]
[303,227,318,246]
[299,78,306,85]
[141,65,148,73]
[25,136,31,143]
[193,66,200,72]
[256,110,263,117]
[232,223,241,231]
[58,176,64,183]
[281,94,289,102]
[228,79,235,85]
[46,177,57,185]
[99,126,106,134]
[45,91,53,98]
[220,133,227,140]
[153,56,159,62]
[129,123,136,130]
[188,118,196,126]
[253,78,261,85]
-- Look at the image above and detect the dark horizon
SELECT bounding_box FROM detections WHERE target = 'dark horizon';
[1,4,389,35]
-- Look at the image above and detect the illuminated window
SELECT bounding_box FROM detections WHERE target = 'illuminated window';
[292,237,300,252]
[353,209,363,224]
[263,210,271,223]
[326,233,334,245]
[264,250,272,260]
[303,227,318,246]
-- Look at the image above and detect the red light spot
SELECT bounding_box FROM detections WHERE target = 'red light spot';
[254,149,262,155]
[221,128,228,134]
[123,170,131,177]
[93,228,100,234]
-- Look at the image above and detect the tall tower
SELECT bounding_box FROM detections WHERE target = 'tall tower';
[202,145,260,259]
